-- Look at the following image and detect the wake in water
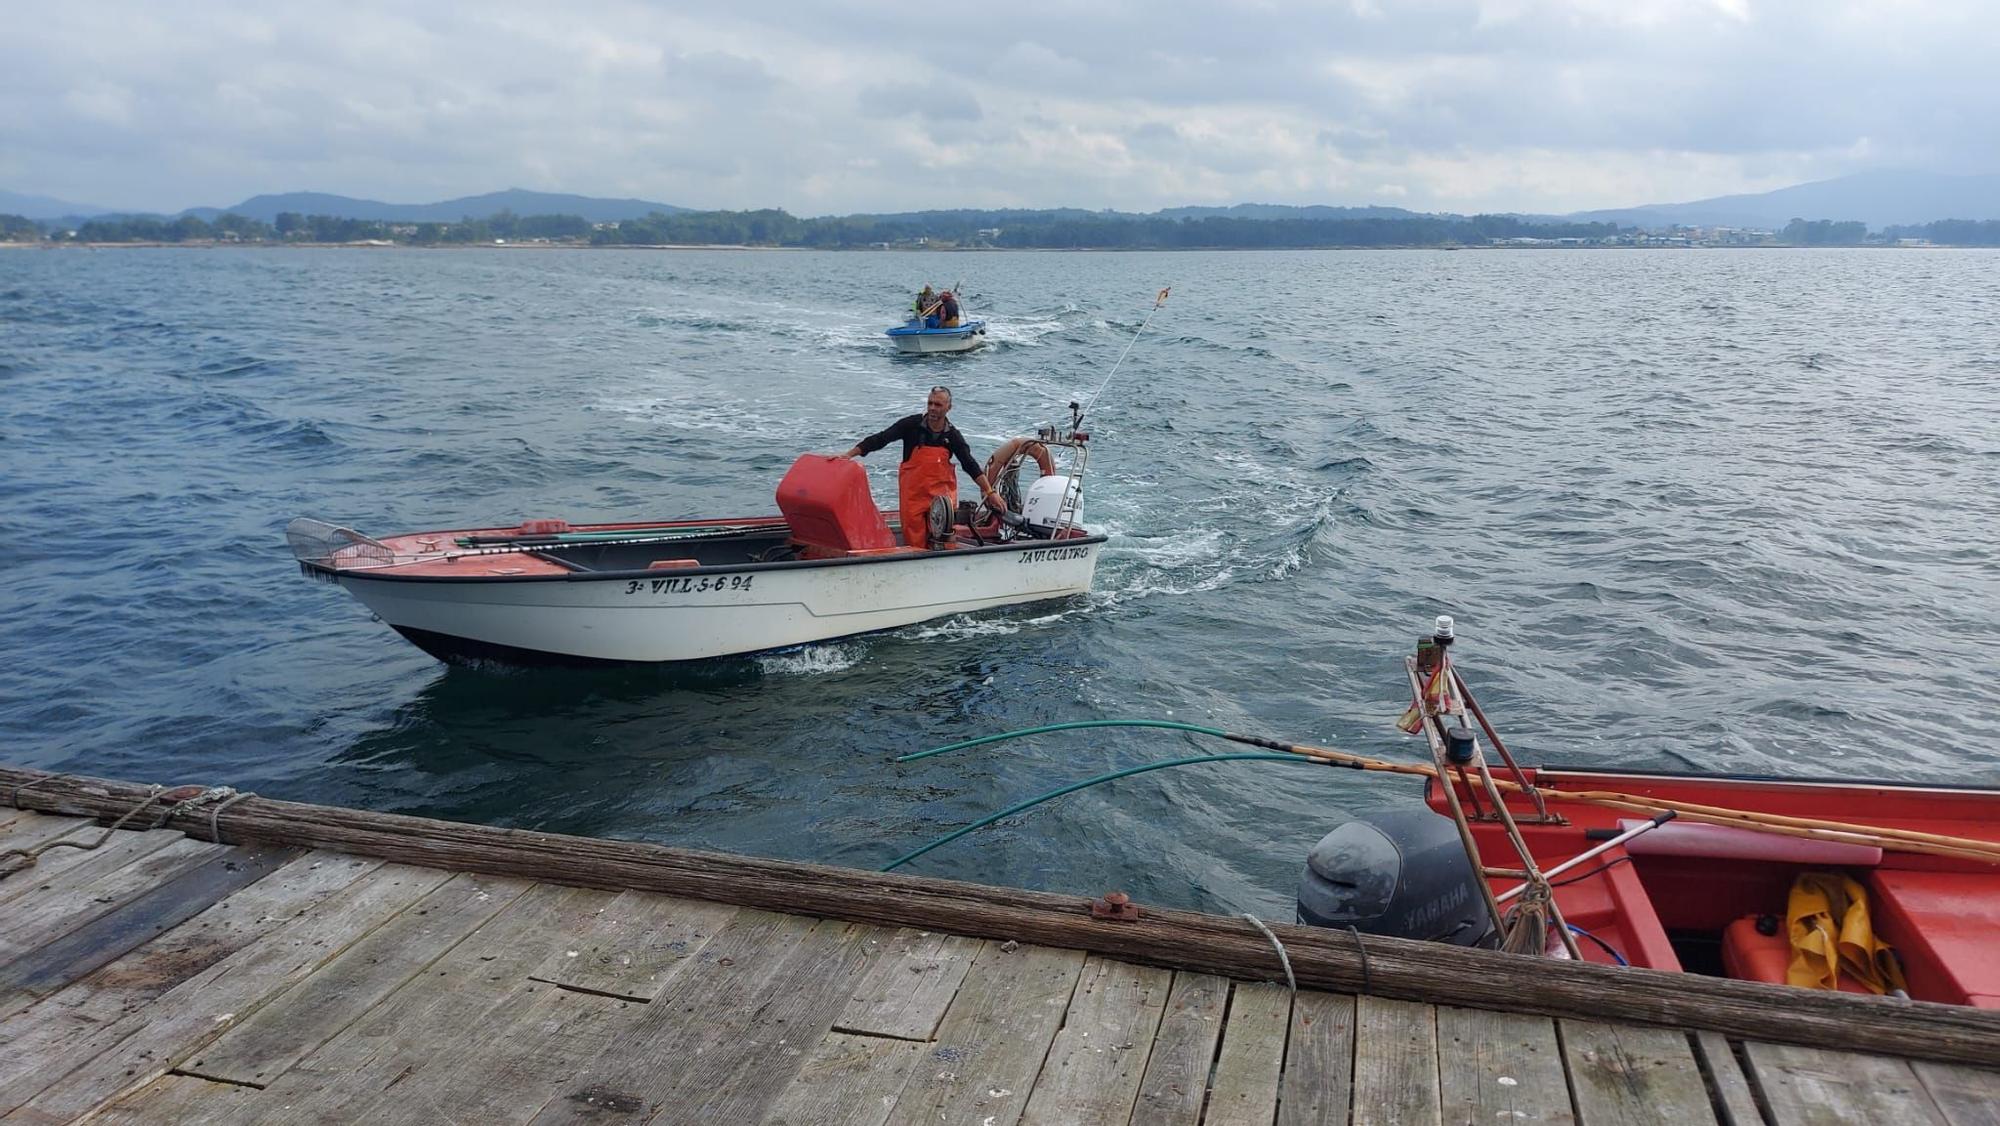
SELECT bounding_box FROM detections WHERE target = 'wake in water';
[756,644,864,676]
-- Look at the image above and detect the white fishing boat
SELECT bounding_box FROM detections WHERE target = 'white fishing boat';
[884,318,987,354]
[288,429,1098,666]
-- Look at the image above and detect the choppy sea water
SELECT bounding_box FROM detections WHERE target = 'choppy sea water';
[2,245,1996,916]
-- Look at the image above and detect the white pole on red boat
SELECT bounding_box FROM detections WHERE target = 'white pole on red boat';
[1495,810,1677,905]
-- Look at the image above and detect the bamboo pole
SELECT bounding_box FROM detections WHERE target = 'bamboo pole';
[1226,736,2000,866]
[1452,668,1554,822]
[1407,661,1512,947]
[1415,655,1581,959]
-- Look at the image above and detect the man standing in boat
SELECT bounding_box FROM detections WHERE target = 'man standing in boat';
[840,386,1006,548]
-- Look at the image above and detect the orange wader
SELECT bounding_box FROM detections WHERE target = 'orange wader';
[898,444,958,548]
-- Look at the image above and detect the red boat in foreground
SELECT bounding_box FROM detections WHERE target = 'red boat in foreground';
[1290,616,2000,1009]
[1428,766,2000,1007]
[895,615,1999,1008]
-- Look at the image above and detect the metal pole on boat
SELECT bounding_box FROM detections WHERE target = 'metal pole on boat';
[1408,619,1582,959]
[1495,810,1676,905]
[1077,286,1171,428]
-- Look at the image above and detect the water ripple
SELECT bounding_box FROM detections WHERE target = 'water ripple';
[2,246,1998,917]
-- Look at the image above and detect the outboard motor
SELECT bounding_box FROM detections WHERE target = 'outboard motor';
[1020,474,1082,534]
[1296,808,1497,948]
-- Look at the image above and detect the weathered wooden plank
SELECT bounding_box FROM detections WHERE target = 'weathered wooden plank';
[12,766,2000,1070]
[882,941,1087,1126]
[636,918,885,1125]
[0,810,89,862]
[1020,955,1173,1126]
[761,1031,927,1126]
[350,979,651,1126]
[0,850,379,1115]
[0,828,192,1020]
[2,861,448,1124]
[310,888,744,1126]
[1129,971,1230,1126]
[89,1073,264,1125]
[1204,981,1293,1126]
[527,888,738,1001]
[0,843,292,1007]
[284,884,621,1070]
[835,927,981,1040]
[1279,990,1356,1126]
[0,824,182,912]
[1437,1006,1573,1126]
[1742,1041,1948,1126]
[0,835,224,963]
[179,871,530,1087]
[1913,1060,2000,1126]
[1560,1020,1717,1126]
[525,912,878,1125]
[207,884,633,1126]
[1691,1031,1767,1126]
[1353,994,1442,1126]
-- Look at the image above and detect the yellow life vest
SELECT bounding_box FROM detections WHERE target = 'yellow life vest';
[1785,871,1906,994]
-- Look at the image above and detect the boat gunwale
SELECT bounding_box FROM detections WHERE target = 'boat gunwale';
[1528,764,2000,796]
[884,319,986,338]
[303,530,1109,584]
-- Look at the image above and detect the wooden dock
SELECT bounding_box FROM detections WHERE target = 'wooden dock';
[3,767,1997,1125]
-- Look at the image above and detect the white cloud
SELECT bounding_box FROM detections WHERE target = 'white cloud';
[1,0,1995,215]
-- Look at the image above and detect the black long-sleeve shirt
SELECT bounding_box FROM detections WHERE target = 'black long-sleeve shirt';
[856,415,984,479]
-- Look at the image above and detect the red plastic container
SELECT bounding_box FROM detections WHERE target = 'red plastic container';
[776,455,895,555]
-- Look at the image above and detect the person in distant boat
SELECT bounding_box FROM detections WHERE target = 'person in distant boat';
[936,289,961,328]
[914,285,938,327]
[982,435,1056,512]
[840,385,1006,548]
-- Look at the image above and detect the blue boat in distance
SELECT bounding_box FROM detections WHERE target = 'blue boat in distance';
[885,318,988,353]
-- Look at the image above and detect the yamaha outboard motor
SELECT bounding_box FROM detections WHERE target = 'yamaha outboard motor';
[1296,808,1497,948]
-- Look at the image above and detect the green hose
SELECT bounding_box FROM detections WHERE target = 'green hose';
[894,719,1234,763]
[879,752,1323,872]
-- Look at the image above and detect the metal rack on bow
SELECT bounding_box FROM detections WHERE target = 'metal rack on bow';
[1401,616,1582,959]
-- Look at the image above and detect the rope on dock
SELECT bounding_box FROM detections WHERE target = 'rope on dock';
[0,783,256,877]
[167,786,257,842]
[1242,913,1297,995]
[8,771,70,810]
[1,784,166,879]
[1347,925,1373,995]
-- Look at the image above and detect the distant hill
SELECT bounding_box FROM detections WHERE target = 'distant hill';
[1156,203,1426,221]
[816,207,1114,224]
[0,189,111,220]
[12,169,1997,235]
[181,189,690,224]
[817,203,1439,226]
[1568,170,2000,230]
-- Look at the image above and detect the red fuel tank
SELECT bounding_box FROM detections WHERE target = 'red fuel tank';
[776,454,895,555]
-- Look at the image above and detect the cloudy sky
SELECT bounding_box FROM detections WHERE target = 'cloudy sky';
[6,0,1995,216]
